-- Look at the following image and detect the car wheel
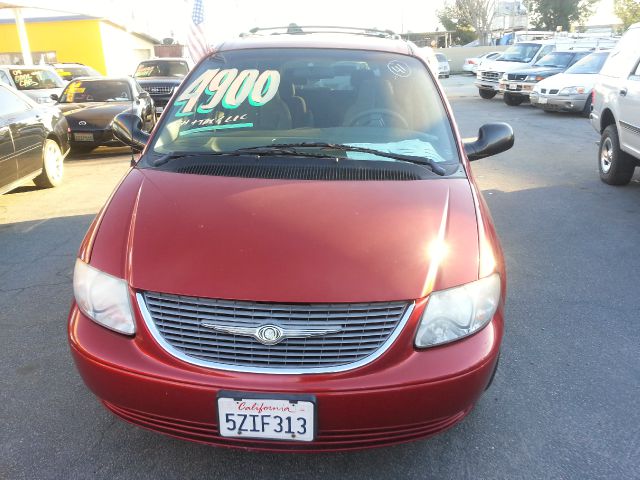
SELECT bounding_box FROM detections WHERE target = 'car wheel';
[599,125,636,185]
[479,89,497,99]
[34,138,64,188]
[503,93,524,106]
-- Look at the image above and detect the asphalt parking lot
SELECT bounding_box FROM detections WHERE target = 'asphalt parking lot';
[1,76,639,480]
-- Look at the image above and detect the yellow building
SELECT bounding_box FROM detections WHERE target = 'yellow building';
[0,15,158,76]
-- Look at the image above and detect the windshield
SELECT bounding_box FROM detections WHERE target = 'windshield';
[56,66,100,81]
[565,52,609,74]
[9,68,64,90]
[497,43,542,63]
[150,48,458,166]
[436,53,447,62]
[534,52,577,68]
[135,61,189,78]
[59,80,132,103]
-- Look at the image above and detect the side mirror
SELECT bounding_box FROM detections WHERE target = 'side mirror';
[112,112,150,152]
[464,123,514,161]
[50,93,59,102]
[139,91,150,98]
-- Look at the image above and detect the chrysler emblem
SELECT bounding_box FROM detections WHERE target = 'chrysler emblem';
[200,322,343,346]
[255,325,284,345]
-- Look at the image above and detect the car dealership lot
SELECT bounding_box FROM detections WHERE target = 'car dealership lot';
[1,77,638,479]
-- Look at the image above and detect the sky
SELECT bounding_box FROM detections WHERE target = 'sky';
[0,0,620,44]
[0,0,447,41]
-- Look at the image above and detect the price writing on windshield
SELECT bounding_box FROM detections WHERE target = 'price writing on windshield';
[174,68,281,117]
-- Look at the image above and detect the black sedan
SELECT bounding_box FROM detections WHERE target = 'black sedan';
[54,77,155,153]
[498,50,592,106]
[0,82,69,195]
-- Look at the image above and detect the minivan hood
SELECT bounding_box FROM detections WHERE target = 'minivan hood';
[90,169,480,303]
[536,72,598,91]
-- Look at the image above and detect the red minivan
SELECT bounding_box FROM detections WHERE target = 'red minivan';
[68,27,514,451]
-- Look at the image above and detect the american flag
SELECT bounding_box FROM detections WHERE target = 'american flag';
[187,0,210,63]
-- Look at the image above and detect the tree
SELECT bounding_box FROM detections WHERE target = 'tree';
[614,0,640,29]
[525,0,598,31]
[437,4,477,45]
[438,0,497,45]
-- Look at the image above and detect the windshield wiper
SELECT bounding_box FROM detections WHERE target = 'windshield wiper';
[239,142,447,175]
[151,147,338,167]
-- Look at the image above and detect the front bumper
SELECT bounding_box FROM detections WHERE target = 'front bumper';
[474,79,500,92]
[68,298,503,451]
[498,80,534,97]
[530,92,588,112]
[69,129,123,148]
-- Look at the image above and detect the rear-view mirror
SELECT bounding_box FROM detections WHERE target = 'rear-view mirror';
[464,123,514,161]
[112,112,150,152]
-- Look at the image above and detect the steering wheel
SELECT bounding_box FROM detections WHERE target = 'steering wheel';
[348,109,409,128]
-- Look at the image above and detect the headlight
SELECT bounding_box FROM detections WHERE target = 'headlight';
[558,86,585,95]
[501,73,508,80]
[73,259,136,335]
[415,274,500,348]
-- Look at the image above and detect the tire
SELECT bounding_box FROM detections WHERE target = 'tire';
[504,93,524,106]
[581,95,592,118]
[479,89,497,99]
[599,124,636,185]
[34,139,64,188]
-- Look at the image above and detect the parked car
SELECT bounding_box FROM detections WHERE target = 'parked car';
[476,36,616,99]
[418,45,440,76]
[463,51,501,74]
[497,49,592,106]
[0,82,69,194]
[55,77,155,153]
[133,57,191,117]
[435,52,450,78]
[69,26,514,451]
[51,63,102,81]
[0,65,65,104]
[590,23,640,185]
[530,51,609,116]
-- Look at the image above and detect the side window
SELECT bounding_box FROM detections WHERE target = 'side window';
[0,87,30,116]
[632,59,640,79]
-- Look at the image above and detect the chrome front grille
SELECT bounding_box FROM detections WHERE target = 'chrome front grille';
[142,85,173,95]
[140,292,412,373]
[481,71,502,81]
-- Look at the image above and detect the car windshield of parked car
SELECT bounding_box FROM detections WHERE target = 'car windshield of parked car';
[9,68,64,90]
[534,52,576,68]
[497,43,541,62]
[134,61,189,78]
[436,53,447,62]
[565,52,609,74]
[151,48,458,166]
[56,66,100,81]
[59,80,132,103]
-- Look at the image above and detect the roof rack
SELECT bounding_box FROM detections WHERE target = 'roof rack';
[240,25,400,39]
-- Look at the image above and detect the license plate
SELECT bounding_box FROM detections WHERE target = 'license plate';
[217,391,315,442]
[508,84,518,90]
[74,132,93,142]
[539,97,548,104]
[155,106,164,114]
